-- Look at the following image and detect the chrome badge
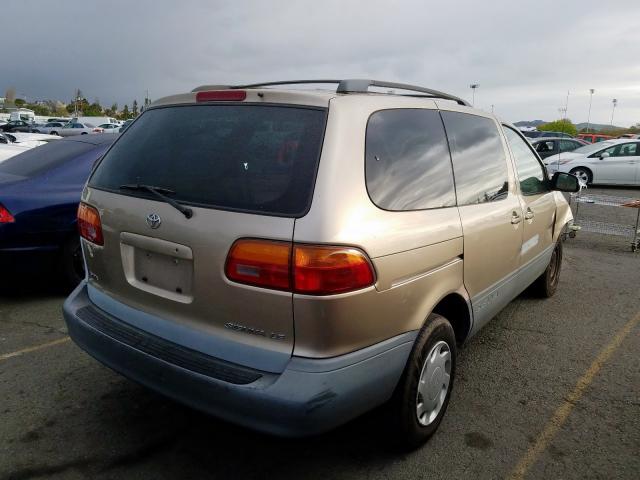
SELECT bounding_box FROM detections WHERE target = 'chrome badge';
[146,213,162,229]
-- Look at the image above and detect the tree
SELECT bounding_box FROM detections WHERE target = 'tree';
[121,104,130,119]
[538,119,577,136]
[24,103,51,116]
[132,99,138,117]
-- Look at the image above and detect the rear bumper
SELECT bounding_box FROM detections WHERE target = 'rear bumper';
[63,282,416,437]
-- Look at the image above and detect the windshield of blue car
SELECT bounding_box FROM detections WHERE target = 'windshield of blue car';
[0,140,96,177]
[571,141,616,155]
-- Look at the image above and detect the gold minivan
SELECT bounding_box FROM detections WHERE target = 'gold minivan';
[63,79,579,448]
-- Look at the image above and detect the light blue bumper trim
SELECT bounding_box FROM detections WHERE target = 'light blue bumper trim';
[64,282,417,437]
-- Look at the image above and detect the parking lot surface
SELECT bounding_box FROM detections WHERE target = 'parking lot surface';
[1,187,639,480]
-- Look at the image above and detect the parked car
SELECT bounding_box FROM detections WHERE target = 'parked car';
[97,123,121,133]
[4,132,62,145]
[577,133,613,143]
[0,120,36,133]
[531,137,588,159]
[33,121,69,135]
[545,139,640,185]
[0,135,36,163]
[58,122,99,137]
[63,79,578,448]
[0,134,117,285]
[617,133,640,139]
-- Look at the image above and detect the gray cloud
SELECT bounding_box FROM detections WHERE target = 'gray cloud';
[3,0,639,125]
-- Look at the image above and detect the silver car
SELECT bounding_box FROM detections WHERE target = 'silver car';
[58,121,97,137]
[63,79,579,447]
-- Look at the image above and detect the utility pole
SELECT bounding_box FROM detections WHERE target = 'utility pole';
[491,104,495,114]
[586,89,595,133]
[470,84,479,106]
[610,99,618,128]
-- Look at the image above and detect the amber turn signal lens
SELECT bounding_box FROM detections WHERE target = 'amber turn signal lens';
[225,239,291,290]
[77,203,104,246]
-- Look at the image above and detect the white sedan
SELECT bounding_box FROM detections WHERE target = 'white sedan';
[58,122,100,137]
[544,139,640,186]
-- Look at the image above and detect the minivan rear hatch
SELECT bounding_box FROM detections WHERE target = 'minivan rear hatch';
[84,103,327,373]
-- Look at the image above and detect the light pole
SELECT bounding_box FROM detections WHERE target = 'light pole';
[610,99,618,128]
[470,84,479,106]
[586,89,594,133]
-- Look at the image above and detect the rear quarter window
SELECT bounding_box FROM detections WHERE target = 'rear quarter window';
[365,109,456,211]
[89,104,327,217]
[441,111,509,205]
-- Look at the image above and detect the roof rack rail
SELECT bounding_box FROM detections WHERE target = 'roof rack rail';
[192,79,470,106]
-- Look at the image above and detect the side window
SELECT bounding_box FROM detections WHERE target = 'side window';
[560,140,577,152]
[440,111,509,205]
[504,126,548,196]
[365,109,456,211]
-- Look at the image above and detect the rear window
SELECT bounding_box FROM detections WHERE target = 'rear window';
[89,104,327,217]
[0,140,95,177]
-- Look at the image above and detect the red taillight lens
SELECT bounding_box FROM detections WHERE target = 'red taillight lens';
[0,203,14,223]
[294,245,375,295]
[225,239,291,290]
[77,203,103,245]
[196,90,247,102]
[225,239,375,295]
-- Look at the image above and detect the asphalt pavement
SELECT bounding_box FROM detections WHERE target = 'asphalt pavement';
[0,187,638,480]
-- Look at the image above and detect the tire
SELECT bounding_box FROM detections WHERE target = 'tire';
[387,313,456,450]
[532,240,563,297]
[569,167,592,186]
[60,236,85,288]
[81,132,88,135]
[50,131,59,136]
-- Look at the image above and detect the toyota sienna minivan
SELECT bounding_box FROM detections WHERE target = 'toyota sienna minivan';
[63,79,579,448]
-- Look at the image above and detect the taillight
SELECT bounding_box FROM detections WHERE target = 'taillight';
[77,203,103,245]
[196,90,247,102]
[225,239,291,290]
[225,239,375,295]
[0,203,14,223]
[294,245,375,295]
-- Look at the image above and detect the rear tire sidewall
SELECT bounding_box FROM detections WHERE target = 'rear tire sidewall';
[61,236,85,288]
[389,313,457,450]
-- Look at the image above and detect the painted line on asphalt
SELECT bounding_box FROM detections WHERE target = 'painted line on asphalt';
[508,311,640,480]
[0,336,71,362]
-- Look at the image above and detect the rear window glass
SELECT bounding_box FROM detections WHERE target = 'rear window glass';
[0,140,95,177]
[89,104,327,217]
[365,109,456,210]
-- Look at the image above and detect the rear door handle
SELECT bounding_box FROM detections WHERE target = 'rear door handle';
[525,208,535,220]
[511,212,522,224]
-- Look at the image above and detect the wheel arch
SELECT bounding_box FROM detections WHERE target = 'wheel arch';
[430,291,472,346]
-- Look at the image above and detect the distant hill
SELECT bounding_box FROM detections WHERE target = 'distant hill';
[514,120,546,128]
[574,122,623,132]
[515,120,624,132]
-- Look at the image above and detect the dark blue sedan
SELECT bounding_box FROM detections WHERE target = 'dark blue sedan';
[0,134,117,286]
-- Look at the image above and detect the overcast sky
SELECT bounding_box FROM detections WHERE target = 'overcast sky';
[4,0,639,126]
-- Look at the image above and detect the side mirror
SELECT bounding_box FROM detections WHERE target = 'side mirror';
[550,172,580,192]
[599,152,610,159]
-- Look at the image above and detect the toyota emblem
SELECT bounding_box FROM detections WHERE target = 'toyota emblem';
[146,213,162,229]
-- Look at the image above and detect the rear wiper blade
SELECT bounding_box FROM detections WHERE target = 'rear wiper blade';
[119,183,193,219]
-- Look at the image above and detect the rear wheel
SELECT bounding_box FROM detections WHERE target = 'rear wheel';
[61,236,85,288]
[387,313,456,450]
[532,240,562,297]
[570,167,592,186]
[50,131,58,136]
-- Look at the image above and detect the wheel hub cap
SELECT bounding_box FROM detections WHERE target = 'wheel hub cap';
[416,340,451,426]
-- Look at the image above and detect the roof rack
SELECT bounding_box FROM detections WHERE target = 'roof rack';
[191,79,471,106]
